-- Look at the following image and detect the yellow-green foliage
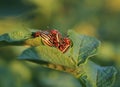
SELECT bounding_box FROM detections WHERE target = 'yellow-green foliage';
[35,46,76,68]
[25,37,43,46]
[8,30,32,41]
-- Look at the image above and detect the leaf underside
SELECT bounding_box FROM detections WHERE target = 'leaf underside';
[81,60,117,87]
[67,30,100,65]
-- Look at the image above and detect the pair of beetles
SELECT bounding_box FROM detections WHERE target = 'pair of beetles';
[32,30,72,53]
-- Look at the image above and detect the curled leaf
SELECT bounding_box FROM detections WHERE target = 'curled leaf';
[19,46,87,77]
[67,30,100,65]
[19,46,76,68]
[81,60,117,87]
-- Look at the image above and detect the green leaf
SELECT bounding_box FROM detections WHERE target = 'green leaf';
[19,46,76,68]
[18,30,100,73]
[113,64,120,87]
[96,66,117,87]
[81,60,117,87]
[0,30,32,46]
[8,30,32,41]
[67,30,100,65]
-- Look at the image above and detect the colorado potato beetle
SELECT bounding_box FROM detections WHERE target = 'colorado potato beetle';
[32,29,71,53]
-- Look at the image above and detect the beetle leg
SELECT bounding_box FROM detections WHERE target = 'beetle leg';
[59,44,70,53]
[59,38,71,53]
[56,33,60,43]
[62,44,70,53]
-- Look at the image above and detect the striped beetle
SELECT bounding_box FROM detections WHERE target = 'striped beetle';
[32,30,71,53]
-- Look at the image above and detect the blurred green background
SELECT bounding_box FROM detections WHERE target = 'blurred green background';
[0,0,120,87]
